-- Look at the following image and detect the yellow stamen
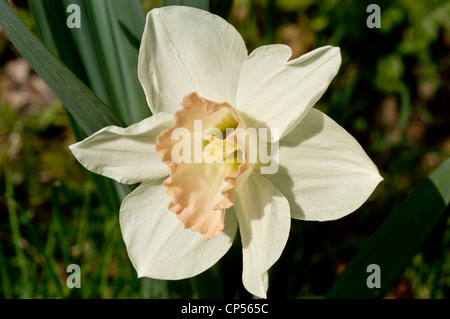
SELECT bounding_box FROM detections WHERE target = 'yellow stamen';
[202,136,238,163]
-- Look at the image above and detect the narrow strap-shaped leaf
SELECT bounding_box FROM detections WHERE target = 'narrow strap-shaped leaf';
[0,0,124,136]
[326,157,450,298]
[26,0,135,204]
[63,0,149,125]
[29,0,89,83]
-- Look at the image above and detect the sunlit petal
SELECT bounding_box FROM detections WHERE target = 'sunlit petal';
[234,173,290,298]
[236,45,341,141]
[265,108,383,221]
[120,179,238,279]
[138,6,247,114]
[69,112,173,184]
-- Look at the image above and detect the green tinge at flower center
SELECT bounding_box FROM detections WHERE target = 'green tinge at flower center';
[202,135,239,163]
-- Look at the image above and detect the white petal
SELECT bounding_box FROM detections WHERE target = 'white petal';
[69,112,173,184]
[120,179,238,279]
[236,45,341,141]
[138,6,248,114]
[264,108,383,221]
[234,173,290,298]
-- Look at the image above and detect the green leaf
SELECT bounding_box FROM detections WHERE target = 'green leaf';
[164,0,209,11]
[76,0,149,125]
[326,157,450,298]
[29,0,88,81]
[1,0,133,205]
[30,0,150,126]
[0,0,124,136]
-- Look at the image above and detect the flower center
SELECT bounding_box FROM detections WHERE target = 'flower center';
[202,135,238,164]
[155,92,252,239]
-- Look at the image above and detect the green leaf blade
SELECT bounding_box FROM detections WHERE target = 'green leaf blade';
[326,158,450,298]
[0,0,124,136]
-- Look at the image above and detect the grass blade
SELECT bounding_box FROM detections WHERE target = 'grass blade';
[0,244,13,298]
[4,165,31,298]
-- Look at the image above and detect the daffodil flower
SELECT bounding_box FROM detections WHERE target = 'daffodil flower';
[69,6,383,298]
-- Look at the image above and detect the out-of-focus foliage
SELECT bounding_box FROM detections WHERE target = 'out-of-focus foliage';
[0,0,449,298]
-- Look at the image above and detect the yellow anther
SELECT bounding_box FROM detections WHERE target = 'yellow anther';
[202,136,237,163]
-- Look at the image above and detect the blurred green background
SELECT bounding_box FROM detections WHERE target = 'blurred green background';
[0,0,449,298]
